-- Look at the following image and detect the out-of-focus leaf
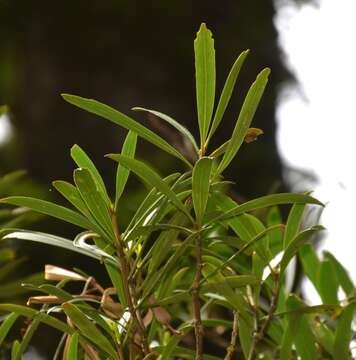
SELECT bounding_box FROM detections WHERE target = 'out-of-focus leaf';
[115,130,137,208]
[299,244,321,289]
[192,156,213,225]
[324,251,355,296]
[0,197,92,229]
[0,257,26,282]
[207,50,249,143]
[66,332,79,360]
[317,259,339,304]
[280,225,324,274]
[70,144,110,204]
[194,23,215,147]
[74,168,114,239]
[0,312,19,347]
[107,154,192,221]
[216,68,270,174]
[0,304,73,334]
[333,304,355,360]
[62,94,191,167]
[132,107,198,152]
[0,170,26,194]
[62,303,117,359]
[283,203,306,248]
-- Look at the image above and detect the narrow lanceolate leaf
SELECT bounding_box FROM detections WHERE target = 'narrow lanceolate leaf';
[280,225,324,274]
[70,144,111,205]
[107,154,193,222]
[62,303,118,359]
[194,23,216,147]
[192,156,213,225]
[211,193,323,224]
[0,197,92,229]
[216,68,270,174]
[66,332,79,360]
[61,94,191,167]
[333,304,355,360]
[207,50,249,143]
[115,130,137,208]
[0,313,19,347]
[74,168,114,239]
[0,170,26,194]
[0,304,73,335]
[284,203,306,248]
[299,244,321,289]
[132,107,198,152]
[318,259,339,304]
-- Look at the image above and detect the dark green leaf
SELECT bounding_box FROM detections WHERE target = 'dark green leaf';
[194,23,216,147]
[317,259,339,304]
[216,68,270,174]
[299,244,321,289]
[284,203,306,248]
[0,312,19,347]
[62,94,191,167]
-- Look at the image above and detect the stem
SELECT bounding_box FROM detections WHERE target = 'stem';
[111,210,150,356]
[224,311,239,360]
[192,231,204,359]
[248,271,280,360]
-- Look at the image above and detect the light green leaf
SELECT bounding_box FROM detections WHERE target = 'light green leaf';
[333,304,355,360]
[0,312,19,347]
[107,154,193,222]
[66,332,79,360]
[115,130,137,209]
[194,23,216,147]
[283,203,306,248]
[62,303,118,359]
[74,168,114,239]
[317,259,339,304]
[280,225,324,273]
[62,94,191,167]
[216,68,270,174]
[70,144,111,205]
[0,196,92,229]
[207,50,249,143]
[132,107,198,152]
[192,156,213,225]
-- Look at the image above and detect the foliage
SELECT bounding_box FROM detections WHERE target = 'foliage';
[0,23,355,359]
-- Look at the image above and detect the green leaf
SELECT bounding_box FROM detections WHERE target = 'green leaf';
[132,107,198,152]
[192,156,213,225]
[115,130,137,208]
[62,303,118,359]
[333,304,355,360]
[216,67,270,174]
[194,23,216,147]
[2,230,118,266]
[66,332,79,360]
[104,261,127,307]
[70,144,111,205]
[0,170,26,194]
[317,259,339,304]
[0,196,92,229]
[0,312,19,347]
[207,50,249,143]
[299,244,321,289]
[62,94,191,167]
[212,193,323,224]
[0,304,73,335]
[107,154,193,222]
[74,168,114,239]
[284,203,306,248]
[280,225,324,274]
[324,251,355,296]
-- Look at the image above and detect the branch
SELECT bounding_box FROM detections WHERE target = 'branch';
[224,311,239,360]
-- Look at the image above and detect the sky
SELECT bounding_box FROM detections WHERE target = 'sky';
[274,0,356,300]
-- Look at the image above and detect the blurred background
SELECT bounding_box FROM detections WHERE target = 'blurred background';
[0,0,354,357]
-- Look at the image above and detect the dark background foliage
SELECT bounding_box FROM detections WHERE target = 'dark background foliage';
[0,0,309,357]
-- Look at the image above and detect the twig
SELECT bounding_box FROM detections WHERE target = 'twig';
[224,311,239,360]
[248,271,280,360]
[111,210,150,356]
[192,231,204,359]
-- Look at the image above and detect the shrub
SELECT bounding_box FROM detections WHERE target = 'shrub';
[0,23,354,360]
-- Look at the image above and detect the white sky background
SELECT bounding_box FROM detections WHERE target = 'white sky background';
[274,0,356,294]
